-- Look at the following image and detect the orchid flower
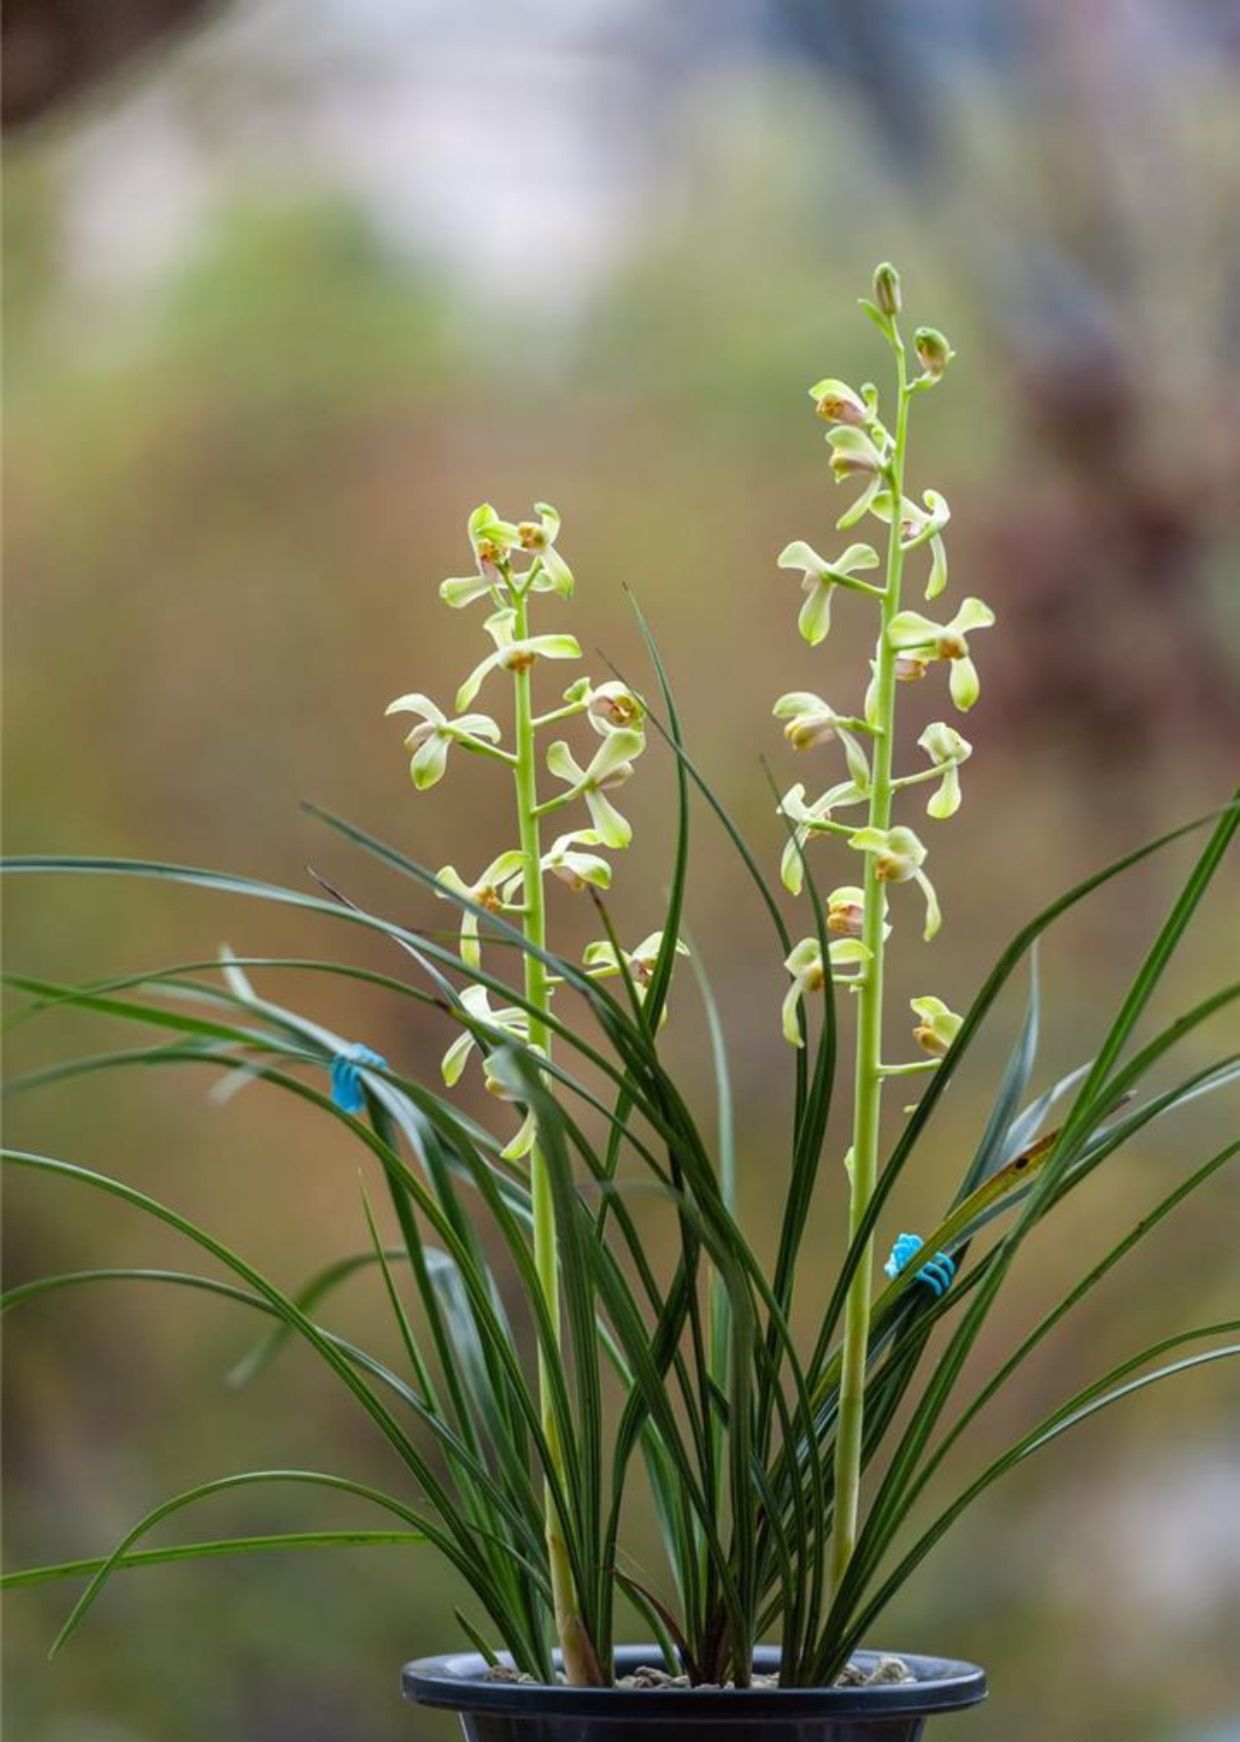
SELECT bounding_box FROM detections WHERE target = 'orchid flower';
[483,1042,548,1162]
[439,503,523,608]
[583,930,689,1020]
[879,488,951,601]
[777,540,881,646]
[440,984,529,1087]
[517,502,574,599]
[539,831,611,893]
[781,935,872,1046]
[434,850,526,969]
[848,824,941,940]
[773,691,871,788]
[809,377,868,426]
[916,722,973,820]
[826,885,890,944]
[385,693,502,791]
[887,597,995,712]
[910,995,963,1058]
[778,780,867,895]
[585,680,645,734]
[456,608,582,711]
[545,727,645,849]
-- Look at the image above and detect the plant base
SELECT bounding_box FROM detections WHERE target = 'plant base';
[403,1646,986,1741]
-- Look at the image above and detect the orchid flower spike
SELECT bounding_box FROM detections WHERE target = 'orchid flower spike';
[910,995,963,1058]
[385,693,502,791]
[887,597,995,712]
[439,503,523,608]
[781,934,872,1046]
[434,850,526,969]
[584,930,688,1022]
[773,692,871,788]
[456,608,581,711]
[917,722,973,819]
[777,541,881,646]
[440,984,529,1087]
[516,502,574,598]
[848,824,941,940]
[778,780,867,895]
[546,727,645,849]
[540,831,612,893]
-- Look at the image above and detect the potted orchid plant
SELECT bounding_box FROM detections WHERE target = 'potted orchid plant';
[4,264,1237,1742]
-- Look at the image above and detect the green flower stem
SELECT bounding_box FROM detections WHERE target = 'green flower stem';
[830,333,910,1598]
[890,765,948,792]
[806,819,863,841]
[532,700,591,731]
[877,1059,940,1079]
[510,585,594,1686]
[456,736,520,769]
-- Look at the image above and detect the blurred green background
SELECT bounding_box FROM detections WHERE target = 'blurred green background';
[4,3,1239,1739]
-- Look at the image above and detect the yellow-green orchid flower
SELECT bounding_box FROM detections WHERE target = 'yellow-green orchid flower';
[455,608,582,711]
[887,597,995,712]
[773,691,872,789]
[777,541,882,646]
[434,850,526,969]
[439,503,523,608]
[385,693,502,791]
[517,502,574,599]
[540,831,612,893]
[781,935,872,1046]
[916,722,972,819]
[910,994,963,1058]
[777,780,867,895]
[809,377,868,426]
[440,984,529,1086]
[545,727,645,849]
[483,1042,548,1162]
[848,824,941,941]
[583,929,689,1020]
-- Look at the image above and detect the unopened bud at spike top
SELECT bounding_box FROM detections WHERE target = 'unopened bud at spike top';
[873,262,902,318]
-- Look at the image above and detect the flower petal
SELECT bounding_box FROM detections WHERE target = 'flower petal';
[411,733,450,790]
[952,597,996,635]
[585,726,645,784]
[441,1029,476,1087]
[949,656,980,712]
[926,534,948,602]
[386,693,443,723]
[778,539,828,574]
[546,739,585,786]
[455,653,502,712]
[440,574,495,609]
[585,788,632,849]
[797,580,833,646]
[914,867,942,941]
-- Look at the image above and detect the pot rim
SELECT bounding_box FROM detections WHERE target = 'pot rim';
[402,1645,987,1720]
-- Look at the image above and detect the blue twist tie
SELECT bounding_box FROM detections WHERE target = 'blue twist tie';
[330,1043,387,1114]
[884,1232,956,1299]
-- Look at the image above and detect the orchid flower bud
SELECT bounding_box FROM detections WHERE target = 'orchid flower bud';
[455,608,582,710]
[385,693,502,791]
[778,540,880,647]
[917,722,972,819]
[781,934,872,1046]
[887,597,995,713]
[873,262,902,318]
[910,995,963,1057]
[546,727,645,848]
[435,850,526,969]
[809,377,868,426]
[914,327,954,380]
[849,824,941,940]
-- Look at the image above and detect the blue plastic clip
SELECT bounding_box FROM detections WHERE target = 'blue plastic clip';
[330,1043,387,1114]
[884,1232,955,1299]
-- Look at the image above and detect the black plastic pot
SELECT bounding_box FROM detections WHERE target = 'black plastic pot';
[403,1646,987,1741]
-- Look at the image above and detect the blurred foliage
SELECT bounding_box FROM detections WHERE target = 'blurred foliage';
[4,14,1239,1742]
